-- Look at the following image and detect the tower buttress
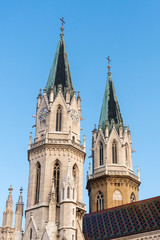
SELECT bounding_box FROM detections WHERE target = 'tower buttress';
[59,159,77,239]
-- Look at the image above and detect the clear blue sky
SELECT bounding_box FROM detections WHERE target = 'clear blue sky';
[0,0,160,230]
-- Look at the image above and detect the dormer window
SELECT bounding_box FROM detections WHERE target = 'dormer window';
[56,105,62,131]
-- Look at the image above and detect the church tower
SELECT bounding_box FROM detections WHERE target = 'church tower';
[23,22,86,240]
[86,58,140,213]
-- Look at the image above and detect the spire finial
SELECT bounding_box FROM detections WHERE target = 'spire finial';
[107,56,111,75]
[8,185,13,193]
[60,17,65,36]
[20,187,23,194]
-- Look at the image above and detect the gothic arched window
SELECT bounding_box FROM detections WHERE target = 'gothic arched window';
[113,190,122,200]
[35,162,41,204]
[130,192,136,202]
[97,191,104,211]
[54,162,60,202]
[99,141,103,166]
[56,105,62,131]
[73,188,75,199]
[67,187,70,198]
[112,140,117,164]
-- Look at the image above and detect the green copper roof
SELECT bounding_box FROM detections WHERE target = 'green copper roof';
[46,35,74,98]
[99,73,123,134]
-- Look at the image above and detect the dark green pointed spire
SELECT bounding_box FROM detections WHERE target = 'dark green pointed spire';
[99,61,123,134]
[46,33,74,99]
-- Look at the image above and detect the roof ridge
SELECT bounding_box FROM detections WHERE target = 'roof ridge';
[85,195,160,216]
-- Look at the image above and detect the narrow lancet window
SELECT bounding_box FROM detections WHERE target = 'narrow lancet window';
[30,228,32,240]
[99,141,103,166]
[56,105,62,131]
[35,162,41,204]
[125,143,129,167]
[54,162,60,202]
[112,140,117,164]
[97,191,104,211]
[67,187,70,198]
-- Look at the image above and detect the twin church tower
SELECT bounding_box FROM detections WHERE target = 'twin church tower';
[0,24,140,240]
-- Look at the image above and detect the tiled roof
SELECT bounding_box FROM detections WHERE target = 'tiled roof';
[83,196,160,240]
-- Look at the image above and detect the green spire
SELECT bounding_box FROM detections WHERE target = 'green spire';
[46,34,74,98]
[99,67,123,134]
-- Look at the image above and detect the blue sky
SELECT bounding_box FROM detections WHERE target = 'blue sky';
[0,0,160,229]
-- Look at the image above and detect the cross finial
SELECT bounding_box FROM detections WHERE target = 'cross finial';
[60,17,65,36]
[107,56,111,75]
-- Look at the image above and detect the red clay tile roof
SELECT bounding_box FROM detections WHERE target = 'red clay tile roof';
[83,196,160,240]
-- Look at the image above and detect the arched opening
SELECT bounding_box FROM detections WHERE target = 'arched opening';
[53,162,60,202]
[96,191,104,211]
[99,141,103,166]
[130,192,136,202]
[113,190,123,207]
[112,140,117,164]
[35,162,41,204]
[56,105,62,131]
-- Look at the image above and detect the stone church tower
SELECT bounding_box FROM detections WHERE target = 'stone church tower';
[86,59,141,213]
[23,26,86,239]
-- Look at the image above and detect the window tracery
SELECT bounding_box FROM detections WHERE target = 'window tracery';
[97,191,104,211]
